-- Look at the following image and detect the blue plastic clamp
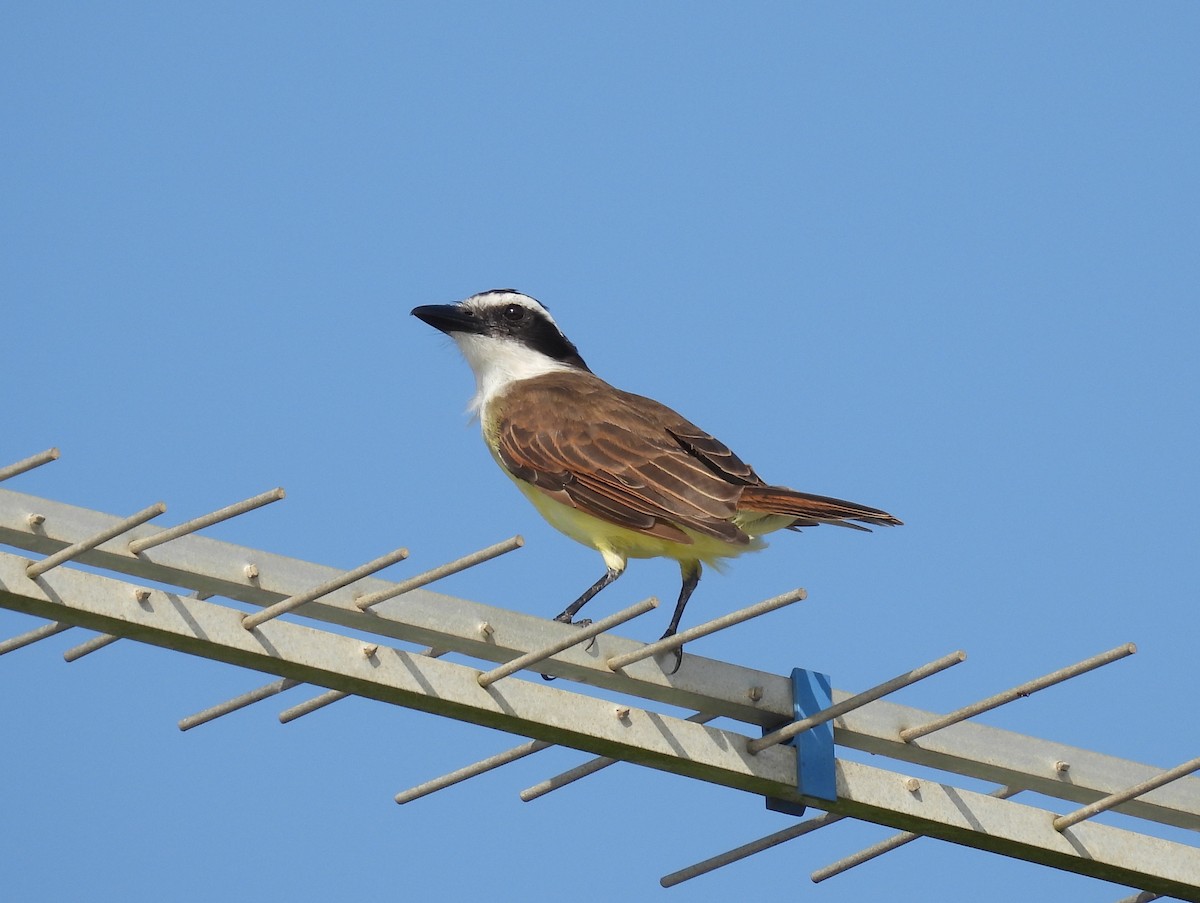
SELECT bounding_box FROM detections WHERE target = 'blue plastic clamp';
[764,667,837,816]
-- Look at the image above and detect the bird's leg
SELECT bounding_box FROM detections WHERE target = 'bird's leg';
[659,561,702,675]
[543,564,625,681]
[554,565,623,624]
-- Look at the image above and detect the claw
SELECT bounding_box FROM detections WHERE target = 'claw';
[665,645,683,675]
[576,618,597,651]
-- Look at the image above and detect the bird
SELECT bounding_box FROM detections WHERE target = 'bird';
[412,289,901,673]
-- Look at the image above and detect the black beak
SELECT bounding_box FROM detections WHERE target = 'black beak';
[411,303,484,336]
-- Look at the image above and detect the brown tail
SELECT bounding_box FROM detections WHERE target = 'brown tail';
[738,485,903,530]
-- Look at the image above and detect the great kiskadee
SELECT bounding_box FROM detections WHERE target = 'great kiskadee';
[413,290,901,671]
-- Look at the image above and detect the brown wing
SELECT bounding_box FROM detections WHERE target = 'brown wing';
[494,371,756,547]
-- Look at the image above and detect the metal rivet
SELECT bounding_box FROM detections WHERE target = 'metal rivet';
[747,686,764,702]
[905,778,921,792]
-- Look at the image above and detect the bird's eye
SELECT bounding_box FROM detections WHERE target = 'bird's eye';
[502,304,526,322]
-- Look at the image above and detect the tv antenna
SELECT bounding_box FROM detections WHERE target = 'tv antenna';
[2,448,1196,899]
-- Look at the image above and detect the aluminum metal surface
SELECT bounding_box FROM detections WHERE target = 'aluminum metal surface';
[127,488,285,554]
[748,650,965,754]
[0,448,59,483]
[25,501,165,578]
[899,643,1139,742]
[179,678,303,731]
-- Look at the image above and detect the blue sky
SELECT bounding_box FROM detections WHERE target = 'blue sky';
[2,3,1197,900]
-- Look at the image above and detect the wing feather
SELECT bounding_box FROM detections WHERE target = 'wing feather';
[492,371,901,545]
[494,373,753,546]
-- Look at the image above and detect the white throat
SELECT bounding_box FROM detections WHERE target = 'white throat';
[453,333,575,414]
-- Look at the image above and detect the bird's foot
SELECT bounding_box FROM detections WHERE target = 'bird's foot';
[553,612,592,628]
[542,616,596,680]
[553,614,595,648]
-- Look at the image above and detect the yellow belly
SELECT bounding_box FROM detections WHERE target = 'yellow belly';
[519,476,763,561]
